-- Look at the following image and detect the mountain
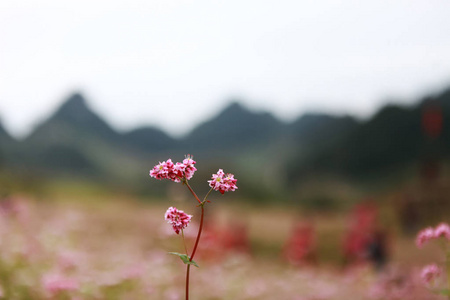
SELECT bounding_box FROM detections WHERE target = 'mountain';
[290,113,358,146]
[2,85,450,199]
[27,93,119,145]
[19,93,125,175]
[288,88,450,182]
[122,126,177,153]
[0,120,13,143]
[0,119,15,167]
[0,120,13,151]
[183,101,285,156]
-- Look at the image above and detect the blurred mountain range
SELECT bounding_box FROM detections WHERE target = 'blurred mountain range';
[1,86,450,199]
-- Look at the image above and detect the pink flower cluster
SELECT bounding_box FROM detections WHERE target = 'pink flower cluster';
[149,156,197,182]
[420,263,441,285]
[208,169,238,194]
[415,222,450,248]
[165,207,192,234]
[416,223,449,291]
[42,273,79,297]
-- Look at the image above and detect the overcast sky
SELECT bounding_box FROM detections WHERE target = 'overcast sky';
[1,0,450,138]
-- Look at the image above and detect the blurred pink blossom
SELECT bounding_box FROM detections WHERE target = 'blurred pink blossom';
[121,263,145,280]
[415,227,434,248]
[416,223,450,248]
[368,269,412,300]
[57,250,83,271]
[245,279,268,297]
[420,264,441,285]
[434,222,450,240]
[42,273,79,296]
[164,289,181,300]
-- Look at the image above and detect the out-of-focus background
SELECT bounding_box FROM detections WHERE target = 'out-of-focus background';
[0,1,450,299]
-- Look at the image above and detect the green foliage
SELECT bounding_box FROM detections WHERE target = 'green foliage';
[168,252,199,268]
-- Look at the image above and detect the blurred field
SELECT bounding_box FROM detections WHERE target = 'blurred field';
[0,187,446,300]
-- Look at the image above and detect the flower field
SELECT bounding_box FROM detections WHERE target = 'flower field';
[0,194,446,300]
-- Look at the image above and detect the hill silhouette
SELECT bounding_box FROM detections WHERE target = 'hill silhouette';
[27,93,119,144]
[1,86,450,199]
[0,119,15,168]
[20,93,119,175]
[287,88,450,183]
[181,102,286,160]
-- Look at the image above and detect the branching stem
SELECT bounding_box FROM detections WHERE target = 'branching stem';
[184,185,212,300]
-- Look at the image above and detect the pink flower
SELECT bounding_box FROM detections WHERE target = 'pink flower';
[149,160,171,180]
[420,264,441,285]
[42,273,79,296]
[434,222,450,240]
[182,155,197,180]
[149,156,197,182]
[208,169,238,194]
[416,223,450,248]
[415,227,434,248]
[165,207,192,234]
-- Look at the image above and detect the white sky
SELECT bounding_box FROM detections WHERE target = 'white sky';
[1,0,450,138]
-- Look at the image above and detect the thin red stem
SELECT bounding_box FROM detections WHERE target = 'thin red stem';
[186,264,190,300]
[185,197,206,300]
[190,204,205,261]
[183,183,212,300]
[184,181,202,204]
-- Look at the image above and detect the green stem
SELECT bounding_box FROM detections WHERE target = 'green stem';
[203,188,214,203]
[181,229,188,255]
[181,228,190,300]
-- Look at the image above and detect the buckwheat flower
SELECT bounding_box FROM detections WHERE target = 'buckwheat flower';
[149,161,166,180]
[163,159,178,181]
[208,169,238,194]
[415,227,434,248]
[150,156,197,182]
[434,222,450,240]
[182,155,197,180]
[420,264,441,285]
[174,162,186,174]
[208,169,224,191]
[165,207,192,234]
[223,173,238,192]
[150,159,174,180]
